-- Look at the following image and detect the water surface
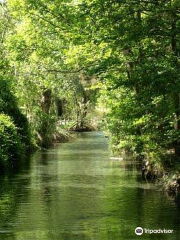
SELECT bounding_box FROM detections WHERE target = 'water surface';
[0,132,180,240]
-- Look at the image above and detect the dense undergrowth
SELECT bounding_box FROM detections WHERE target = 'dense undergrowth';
[0,114,23,168]
[0,78,33,170]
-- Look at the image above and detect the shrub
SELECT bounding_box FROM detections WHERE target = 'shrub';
[0,77,32,150]
[0,114,24,169]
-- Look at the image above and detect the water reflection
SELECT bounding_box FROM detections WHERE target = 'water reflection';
[0,132,180,240]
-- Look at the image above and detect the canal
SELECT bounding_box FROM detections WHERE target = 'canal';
[0,132,180,239]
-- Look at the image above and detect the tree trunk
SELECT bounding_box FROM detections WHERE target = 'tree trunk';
[41,89,51,114]
[55,98,63,117]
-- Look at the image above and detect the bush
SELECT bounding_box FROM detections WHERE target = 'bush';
[37,112,57,148]
[0,77,32,150]
[0,114,24,169]
[0,77,33,169]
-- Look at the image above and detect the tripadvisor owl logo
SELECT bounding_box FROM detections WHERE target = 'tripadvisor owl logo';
[135,227,143,235]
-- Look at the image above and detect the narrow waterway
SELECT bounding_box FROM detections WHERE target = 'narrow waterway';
[0,132,180,240]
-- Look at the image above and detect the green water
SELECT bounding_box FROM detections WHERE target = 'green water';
[0,132,180,240]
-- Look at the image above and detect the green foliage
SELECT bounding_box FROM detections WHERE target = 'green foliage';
[74,0,180,168]
[37,111,57,148]
[0,114,23,169]
[0,77,32,150]
[1,0,180,172]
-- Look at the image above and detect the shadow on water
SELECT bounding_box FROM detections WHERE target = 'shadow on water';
[0,155,33,240]
[0,132,180,240]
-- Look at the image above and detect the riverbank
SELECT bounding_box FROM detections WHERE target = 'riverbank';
[108,135,180,193]
[162,173,180,192]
